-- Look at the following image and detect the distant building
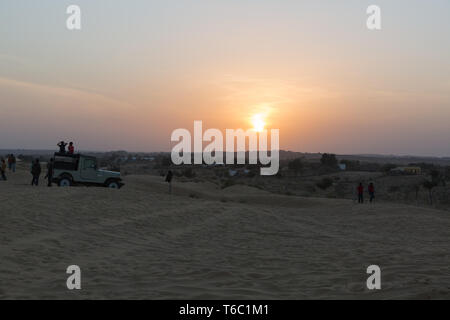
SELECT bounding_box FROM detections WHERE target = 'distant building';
[390,166,422,175]
[338,163,346,171]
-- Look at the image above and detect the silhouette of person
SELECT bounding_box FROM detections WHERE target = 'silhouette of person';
[357,182,364,203]
[165,170,173,194]
[0,158,7,181]
[31,159,42,186]
[57,141,68,154]
[45,158,54,187]
[368,182,375,203]
[68,142,75,154]
[7,154,13,171]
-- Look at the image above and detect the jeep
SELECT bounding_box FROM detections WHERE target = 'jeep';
[52,153,124,188]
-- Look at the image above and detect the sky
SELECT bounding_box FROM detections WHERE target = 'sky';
[0,0,449,156]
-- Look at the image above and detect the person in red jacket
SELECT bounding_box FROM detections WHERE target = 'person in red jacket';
[357,182,364,203]
[68,142,75,154]
[368,182,375,203]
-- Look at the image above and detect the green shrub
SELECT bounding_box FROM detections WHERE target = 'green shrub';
[316,177,333,190]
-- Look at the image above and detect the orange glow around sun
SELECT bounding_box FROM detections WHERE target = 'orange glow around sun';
[251,113,266,132]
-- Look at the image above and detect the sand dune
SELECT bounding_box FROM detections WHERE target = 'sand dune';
[1,166,450,299]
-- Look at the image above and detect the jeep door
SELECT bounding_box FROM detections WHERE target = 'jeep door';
[80,157,98,181]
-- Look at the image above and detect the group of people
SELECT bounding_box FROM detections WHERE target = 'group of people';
[1,141,76,187]
[0,154,17,181]
[57,141,75,154]
[357,182,375,203]
[29,158,55,187]
[31,141,75,187]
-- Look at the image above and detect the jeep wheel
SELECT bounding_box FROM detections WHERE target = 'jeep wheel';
[59,177,72,187]
[106,181,120,189]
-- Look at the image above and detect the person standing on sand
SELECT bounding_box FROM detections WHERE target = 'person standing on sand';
[1,158,7,181]
[165,170,173,194]
[31,159,41,186]
[368,182,375,203]
[357,182,364,203]
[45,158,54,187]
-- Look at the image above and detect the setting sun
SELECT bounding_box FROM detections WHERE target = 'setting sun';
[251,113,266,132]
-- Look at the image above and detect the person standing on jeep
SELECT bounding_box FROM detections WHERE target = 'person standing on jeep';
[45,158,54,187]
[31,159,41,186]
[68,142,75,154]
[57,141,68,154]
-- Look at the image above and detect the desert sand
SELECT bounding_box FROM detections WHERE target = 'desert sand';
[1,165,449,299]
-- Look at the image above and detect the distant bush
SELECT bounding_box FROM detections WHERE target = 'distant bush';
[359,162,382,172]
[316,177,333,190]
[288,158,303,176]
[422,179,438,205]
[334,182,346,198]
[409,162,437,172]
[445,166,450,182]
[381,163,397,173]
[317,166,337,175]
[430,169,445,186]
[320,153,338,168]
[305,184,316,193]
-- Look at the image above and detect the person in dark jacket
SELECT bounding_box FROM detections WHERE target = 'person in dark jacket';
[165,170,173,194]
[45,158,54,187]
[31,159,42,186]
[57,141,68,154]
[0,158,7,181]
